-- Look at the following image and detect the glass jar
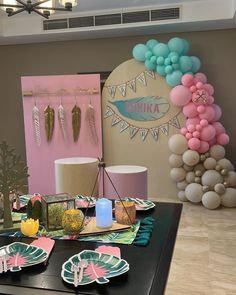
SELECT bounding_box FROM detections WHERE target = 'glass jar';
[115,200,136,225]
[62,209,84,235]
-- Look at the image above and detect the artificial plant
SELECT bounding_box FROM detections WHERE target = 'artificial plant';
[0,140,29,228]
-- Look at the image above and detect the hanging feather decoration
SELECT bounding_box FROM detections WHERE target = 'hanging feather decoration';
[58,103,67,141]
[32,104,41,146]
[44,105,55,142]
[72,104,81,142]
[85,102,98,145]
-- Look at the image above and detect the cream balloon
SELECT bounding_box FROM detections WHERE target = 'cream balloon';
[182,150,200,166]
[186,171,195,183]
[168,134,188,155]
[224,171,236,187]
[185,183,203,203]
[203,157,217,170]
[217,158,234,172]
[209,145,225,160]
[221,188,236,207]
[177,180,188,190]
[214,183,226,195]
[169,154,184,168]
[178,190,188,202]
[201,170,223,189]
[170,167,186,182]
[202,191,221,209]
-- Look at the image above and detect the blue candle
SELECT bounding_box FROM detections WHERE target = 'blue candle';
[96,198,112,228]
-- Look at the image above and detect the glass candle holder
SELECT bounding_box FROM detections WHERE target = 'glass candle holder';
[95,198,112,228]
[115,201,136,225]
[62,209,84,235]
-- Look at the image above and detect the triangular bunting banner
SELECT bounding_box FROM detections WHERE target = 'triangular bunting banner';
[140,128,149,141]
[145,70,155,79]
[107,86,116,98]
[111,114,122,126]
[127,79,136,93]
[104,107,114,119]
[169,116,181,129]
[160,124,169,136]
[136,72,146,86]
[129,126,139,139]
[150,128,159,141]
[120,120,130,133]
[117,84,127,97]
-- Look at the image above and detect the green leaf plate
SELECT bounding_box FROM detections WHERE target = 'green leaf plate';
[0,242,48,272]
[61,250,129,285]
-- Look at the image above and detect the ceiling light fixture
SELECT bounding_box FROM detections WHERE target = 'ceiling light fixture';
[0,0,75,19]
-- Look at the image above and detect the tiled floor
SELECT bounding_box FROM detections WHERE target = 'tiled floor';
[156,197,236,295]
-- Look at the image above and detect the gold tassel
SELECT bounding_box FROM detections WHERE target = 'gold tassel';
[44,105,55,142]
[72,104,81,142]
[85,103,98,145]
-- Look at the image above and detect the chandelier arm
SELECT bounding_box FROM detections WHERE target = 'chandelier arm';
[7,7,26,16]
[32,0,50,8]
[36,6,72,11]
[32,7,49,18]
[0,4,24,8]
[15,0,27,7]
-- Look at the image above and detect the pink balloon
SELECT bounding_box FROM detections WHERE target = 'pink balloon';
[193,131,200,138]
[188,138,201,150]
[186,117,200,126]
[186,132,193,139]
[197,105,205,113]
[212,122,225,135]
[187,124,195,133]
[183,102,198,118]
[200,125,216,141]
[196,82,203,89]
[194,73,207,83]
[199,105,216,122]
[211,104,222,122]
[196,124,202,131]
[181,74,194,87]
[198,140,209,153]
[200,119,208,127]
[181,127,188,135]
[217,133,230,145]
[170,85,192,106]
[207,96,214,105]
[203,83,214,96]
[208,137,217,147]
[190,85,197,93]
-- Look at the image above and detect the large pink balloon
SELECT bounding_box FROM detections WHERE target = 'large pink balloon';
[198,140,209,153]
[208,137,217,147]
[186,117,200,126]
[217,133,230,145]
[212,121,225,135]
[203,83,214,95]
[170,85,192,106]
[194,73,207,83]
[212,104,222,122]
[200,125,216,141]
[188,138,201,150]
[183,102,198,118]
[181,74,194,87]
[199,105,216,122]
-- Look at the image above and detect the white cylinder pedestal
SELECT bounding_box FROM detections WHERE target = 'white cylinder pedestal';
[103,165,148,199]
[55,157,99,197]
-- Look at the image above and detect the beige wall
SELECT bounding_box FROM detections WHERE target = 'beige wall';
[0,29,236,197]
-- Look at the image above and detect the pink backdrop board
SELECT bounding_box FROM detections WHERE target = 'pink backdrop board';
[103,165,148,199]
[21,74,102,195]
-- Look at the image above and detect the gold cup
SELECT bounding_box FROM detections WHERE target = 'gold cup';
[115,201,136,225]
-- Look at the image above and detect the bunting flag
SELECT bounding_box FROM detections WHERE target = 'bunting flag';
[117,84,127,97]
[104,70,155,99]
[104,106,181,142]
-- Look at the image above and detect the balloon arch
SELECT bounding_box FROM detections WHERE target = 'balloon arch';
[132,37,236,209]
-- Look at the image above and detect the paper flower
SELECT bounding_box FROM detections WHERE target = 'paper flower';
[21,218,39,236]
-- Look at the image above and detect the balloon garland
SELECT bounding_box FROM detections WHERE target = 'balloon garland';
[132,37,236,210]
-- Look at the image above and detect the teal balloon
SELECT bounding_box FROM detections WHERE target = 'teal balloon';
[168,37,185,55]
[145,50,153,59]
[168,52,179,63]
[132,44,149,61]
[182,39,190,54]
[165,65,173,74]
[172,63,180,70]
[153,43,170,58]
[166,70,183,86]
[190,56,201,72]
[156,56,165,65]
[179,56,193,73]
[150,56,157,63]
[145,59,156,70]
[146,39,158,49]
[164,57,171,66]
[156,65,166,76]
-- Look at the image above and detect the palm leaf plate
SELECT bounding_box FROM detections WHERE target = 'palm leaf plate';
[61,250,129,285]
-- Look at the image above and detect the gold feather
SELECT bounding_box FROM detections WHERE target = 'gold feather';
[85,103,98,145]
[44,105,55,142]
[72,104,81,142]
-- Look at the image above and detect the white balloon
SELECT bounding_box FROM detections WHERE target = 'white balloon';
[168,134,188,155]
[178,190,188,201]
[201,170,223,189]
[221,188,236,207]
[169,154,184,168]
[202,191,221,209]
[217,158,234,172]
[177,181,188,190]
[170,167,186,182]
[182,150,200,166]
[224,171,236,188]
[209,145,225,160]
[185,183,203,203]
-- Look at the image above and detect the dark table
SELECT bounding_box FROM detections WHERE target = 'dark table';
[0,202,182,295]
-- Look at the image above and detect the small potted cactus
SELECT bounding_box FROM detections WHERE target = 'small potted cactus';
[27,193,43,222]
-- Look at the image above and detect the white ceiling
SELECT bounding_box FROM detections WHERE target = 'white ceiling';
[0,0,235,44]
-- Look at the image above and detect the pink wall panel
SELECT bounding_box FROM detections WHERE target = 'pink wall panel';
[21,74,102,195]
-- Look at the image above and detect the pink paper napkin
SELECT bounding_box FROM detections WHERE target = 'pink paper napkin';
[95,245,121,258]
